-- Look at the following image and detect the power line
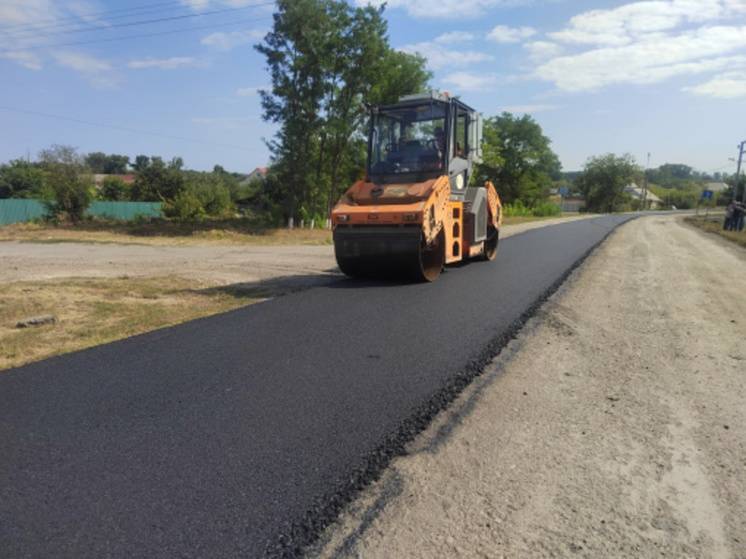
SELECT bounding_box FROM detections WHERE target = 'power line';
[4,2,274,40]
[0,3,193,37]
[0,10,273,53]
[0,106,257,152]
[0,1,187,32]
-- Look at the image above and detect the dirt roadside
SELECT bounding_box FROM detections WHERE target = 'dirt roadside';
[0,215,597,286]
[310,215,746,558]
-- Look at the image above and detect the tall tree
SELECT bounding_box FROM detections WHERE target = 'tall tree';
[256,0,429,222]
[85,152,130,174]
[473,113,561,205]
[130,156,185,201]
[256,0,333,221]
[577,153,640,213]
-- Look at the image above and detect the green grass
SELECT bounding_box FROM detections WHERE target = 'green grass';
[0,276,262,371]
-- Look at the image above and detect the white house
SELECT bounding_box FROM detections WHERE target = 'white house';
[624,183,663,209]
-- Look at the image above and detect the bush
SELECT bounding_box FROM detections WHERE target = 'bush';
[0,159,46,199]
[37,146,93,222]
[503,200,532,217]
[502,200,560,217]
[99,176,129,201]
[42,171,94,222]
[531,201,562,217]
[163,188,207,221]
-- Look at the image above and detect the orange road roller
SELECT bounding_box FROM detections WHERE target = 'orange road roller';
[331,91,502,282]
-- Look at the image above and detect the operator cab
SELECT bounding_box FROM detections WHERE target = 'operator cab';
[367,91,483,199]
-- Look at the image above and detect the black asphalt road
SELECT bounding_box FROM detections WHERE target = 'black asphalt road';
[1,215,634,558]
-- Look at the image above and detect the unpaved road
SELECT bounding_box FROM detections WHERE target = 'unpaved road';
[311,215,746,558]
[0,215,596,286]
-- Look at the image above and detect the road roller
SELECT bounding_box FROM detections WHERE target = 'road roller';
[331,91,502,282]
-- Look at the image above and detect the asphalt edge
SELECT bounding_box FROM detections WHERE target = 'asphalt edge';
[267,215,637,558]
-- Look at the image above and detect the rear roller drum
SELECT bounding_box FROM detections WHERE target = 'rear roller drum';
[480,226,498,261]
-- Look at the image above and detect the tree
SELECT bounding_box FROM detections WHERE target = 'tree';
[38,145,93,222]
[99,176,129,201]
[0,159,46,198]
[577,153,640,213]
[256,0,429,222]
[85,152,130,174]
[133,155,150,172]
[130,156,185,201]
[473,113,561,205]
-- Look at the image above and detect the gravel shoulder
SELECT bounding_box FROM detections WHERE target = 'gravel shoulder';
[0,214,597,286]
[310,215,746,558]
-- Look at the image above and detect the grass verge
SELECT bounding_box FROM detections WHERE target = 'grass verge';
[1,214,582,246]
[0,276,260,371]
[684,216,746,249]
[0,221,333,246]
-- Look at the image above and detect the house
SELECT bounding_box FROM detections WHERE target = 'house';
[92,174,136,188]
[240,167,268,185]
[624,183,663,209]
[704,182,729,193]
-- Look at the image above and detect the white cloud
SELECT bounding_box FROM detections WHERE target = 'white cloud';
[200,29,264,51]
[441,71,500,92]
[0,51,42,70]
[128,57,198,69]
[500,103,558,113]
[434,31,476,44]
[355,0,531,19]
[685,71,746,98]
[535,25,746,91]
[524,41,563,62]
[52,50,120,88]
[236,85,268,96]
[0,0,59,27]
[53,51,111,73]
[487,25,537,43]
[400,42,493,70]
[528,1,746,93]
[549,0,746,46]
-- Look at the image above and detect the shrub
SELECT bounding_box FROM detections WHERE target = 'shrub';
[502,200,561,218]
[37,145,93,222]
[531,201,561,217]
[99,176,129,201]
[163,188,206,221]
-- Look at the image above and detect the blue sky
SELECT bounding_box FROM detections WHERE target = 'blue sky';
[1,0,745,174]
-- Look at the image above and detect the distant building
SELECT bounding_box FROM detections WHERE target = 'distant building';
[560,196,586,212]
[92,174,136,188]
[704,182,729,193]
[625,183,663,209]
[245,167,268,182]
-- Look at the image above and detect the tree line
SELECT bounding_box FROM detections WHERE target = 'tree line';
[0,146,264,222]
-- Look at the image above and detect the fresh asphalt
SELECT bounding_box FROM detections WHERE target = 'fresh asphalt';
[0,215,635,558]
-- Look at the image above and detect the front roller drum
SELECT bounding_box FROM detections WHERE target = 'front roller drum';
[334,226,444,282]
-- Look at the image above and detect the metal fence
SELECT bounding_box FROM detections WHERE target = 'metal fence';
[0,199,163,226]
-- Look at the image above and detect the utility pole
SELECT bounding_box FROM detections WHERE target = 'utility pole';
[735,141,746,203]
[641,152,650,210]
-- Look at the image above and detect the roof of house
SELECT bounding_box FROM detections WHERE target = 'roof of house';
[705,182,729,192]
[624,184,662,202]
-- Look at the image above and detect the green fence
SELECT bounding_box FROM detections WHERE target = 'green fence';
[0,199,163,226]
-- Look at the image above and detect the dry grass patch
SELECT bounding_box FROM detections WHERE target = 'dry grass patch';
[685,216,746,249]
[0,221,332,247]
[0,276,260,371]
